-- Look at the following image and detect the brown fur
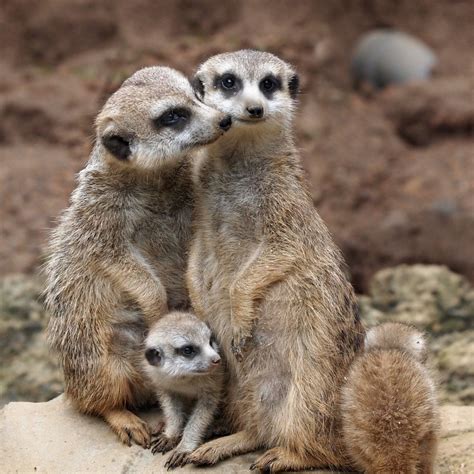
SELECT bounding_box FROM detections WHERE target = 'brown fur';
[186,50,365,471]
[45,67,229,446]
[341,323,440,473]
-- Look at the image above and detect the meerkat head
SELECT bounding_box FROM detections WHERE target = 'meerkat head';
[364,323,428,363]
[193,50,299,137]
[95,67,232,170]
[144,311,221,378]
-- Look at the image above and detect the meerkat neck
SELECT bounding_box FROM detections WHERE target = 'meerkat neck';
[207,126,295,165]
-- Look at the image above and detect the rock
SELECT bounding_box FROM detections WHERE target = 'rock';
[0,396,472,473]
[0,275,62,406]
[351,29,437,89]
[432,331,474,405]
[359,264,474,333]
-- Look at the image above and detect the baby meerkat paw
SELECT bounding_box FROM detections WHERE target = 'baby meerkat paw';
[151,433,180,455]
[231,327,252,362]
[164,449,192,470]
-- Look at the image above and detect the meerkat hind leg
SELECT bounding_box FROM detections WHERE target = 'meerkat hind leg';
[103,408,151,448]
[187,430,261,466]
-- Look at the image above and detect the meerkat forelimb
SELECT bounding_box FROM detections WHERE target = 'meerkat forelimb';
[341,323,440,473]
[45,66,232,447]
[144,311,224,470]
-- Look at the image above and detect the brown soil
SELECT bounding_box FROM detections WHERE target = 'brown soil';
[1,0,473,291]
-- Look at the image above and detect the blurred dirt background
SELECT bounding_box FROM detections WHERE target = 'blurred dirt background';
[0,0,473,405]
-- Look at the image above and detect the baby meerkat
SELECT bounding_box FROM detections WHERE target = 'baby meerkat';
[341,323,440,473]
[144,311,224,470]
[45,67,231,447]
[186,50,365,472]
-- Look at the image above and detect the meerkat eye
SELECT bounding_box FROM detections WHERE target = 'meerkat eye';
[179,345,198,358]
[260,75,280,93]
[220,74,237,90]
[155,108,191,128]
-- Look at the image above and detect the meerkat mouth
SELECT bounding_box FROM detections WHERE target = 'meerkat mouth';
[236,118,266,124]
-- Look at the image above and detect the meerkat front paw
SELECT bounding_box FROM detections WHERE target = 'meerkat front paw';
[231,326,252,361]
[151,433,180,455]
[164,449,192,470]
[104,409,151,448]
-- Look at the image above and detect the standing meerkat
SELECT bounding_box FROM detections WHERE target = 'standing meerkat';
[185,50,365,472]
[143,311,224,470]
[341,323,440,473]
[45,66,232,447]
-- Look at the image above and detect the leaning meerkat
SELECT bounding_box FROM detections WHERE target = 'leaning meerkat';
[143,311,224,470]
[186,50,365,472]
[45,67,232,447]
[341,323,440,473]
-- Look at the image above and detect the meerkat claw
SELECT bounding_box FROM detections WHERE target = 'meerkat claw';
[151,434,179,455]
[165,450,191,470]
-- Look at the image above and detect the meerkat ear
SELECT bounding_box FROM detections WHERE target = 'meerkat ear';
[288,74,300,99]
[102,133,131,161]
[192,75,205,100]
[145,348,162,366]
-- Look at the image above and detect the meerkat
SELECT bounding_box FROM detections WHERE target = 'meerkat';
[341,323,440,473]
[185,50,365,472]
[45,66,232,447]
[143,311,224,470]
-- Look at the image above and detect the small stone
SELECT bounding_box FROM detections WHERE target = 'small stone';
[351,30,437,89]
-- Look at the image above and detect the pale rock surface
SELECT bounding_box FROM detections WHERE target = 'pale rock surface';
[1,396,473,473]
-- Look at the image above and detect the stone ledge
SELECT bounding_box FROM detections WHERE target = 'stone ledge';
[0,396,472,473]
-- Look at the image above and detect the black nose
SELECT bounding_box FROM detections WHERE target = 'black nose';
[219,116,232,131]
[246,106,264,119]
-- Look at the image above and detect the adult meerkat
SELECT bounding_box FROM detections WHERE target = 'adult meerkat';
[143,311,223,469]
[45,67,232,447]
[186,50,365,472]
[341,323,440,473]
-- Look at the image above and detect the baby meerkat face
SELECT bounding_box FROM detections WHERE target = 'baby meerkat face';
[365,322,428,363]
[193,50,299,133]
[144,311,221,378]
[96,67,232,170]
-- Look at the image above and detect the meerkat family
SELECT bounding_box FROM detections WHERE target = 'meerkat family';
[341,323,440,473]
[46,51,439,473]
[45,66,231,447]
[143,311,224,470]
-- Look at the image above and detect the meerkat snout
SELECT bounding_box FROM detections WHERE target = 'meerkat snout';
[246,105,264,119]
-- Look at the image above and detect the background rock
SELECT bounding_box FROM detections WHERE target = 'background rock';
[351,29,437,89]
[0,275,62,407]
[1,396,472,473]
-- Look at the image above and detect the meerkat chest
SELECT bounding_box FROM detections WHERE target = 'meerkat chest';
[204,170,265,242]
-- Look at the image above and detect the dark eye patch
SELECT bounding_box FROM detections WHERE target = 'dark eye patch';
[177,344,199,358]
[154,107,191,129]
[214,72,242,96]
[259,74,282,98]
